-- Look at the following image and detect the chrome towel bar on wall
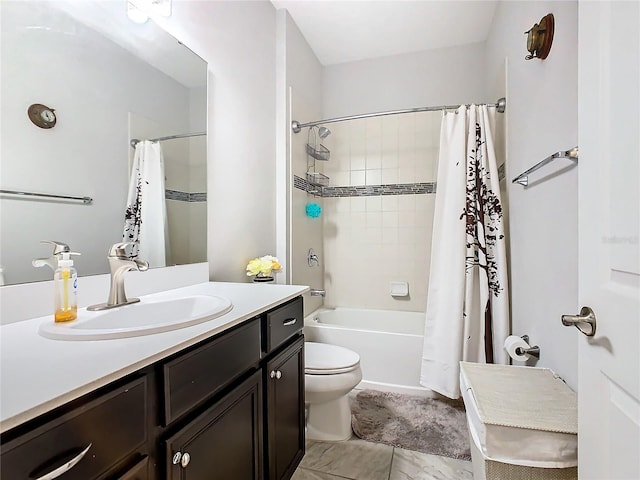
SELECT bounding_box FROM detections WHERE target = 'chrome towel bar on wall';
[512,146,578,187]
[0,189,93,204]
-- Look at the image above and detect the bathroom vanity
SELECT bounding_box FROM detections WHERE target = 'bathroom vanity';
[0,282,307,480]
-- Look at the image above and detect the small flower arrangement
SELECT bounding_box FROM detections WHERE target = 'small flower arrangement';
[246,255,282,280]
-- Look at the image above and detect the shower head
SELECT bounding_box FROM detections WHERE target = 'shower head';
[318,126,331,139]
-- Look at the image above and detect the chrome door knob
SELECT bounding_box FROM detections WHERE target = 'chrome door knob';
[562,306,597,336]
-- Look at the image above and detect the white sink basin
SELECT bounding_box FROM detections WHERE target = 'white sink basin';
[38,295,233,340]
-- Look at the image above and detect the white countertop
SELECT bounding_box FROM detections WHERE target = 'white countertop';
[0,281,308,433]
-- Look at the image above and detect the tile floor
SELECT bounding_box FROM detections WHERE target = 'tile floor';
[292,436,473,480]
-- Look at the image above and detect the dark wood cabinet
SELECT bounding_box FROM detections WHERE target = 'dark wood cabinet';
[165,371,263,480]
[265,336,305,480]
[1,296,305,480]
[118,455,150,480]
[264,297,303,353]
[0,377,148,480]
[163,319,261,426]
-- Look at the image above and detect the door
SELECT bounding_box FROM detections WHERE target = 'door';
[577,1,640,478]
[266,336,305,480]
[165,371,263,480]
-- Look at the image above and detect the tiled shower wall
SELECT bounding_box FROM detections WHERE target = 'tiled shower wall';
[318,111,441,312]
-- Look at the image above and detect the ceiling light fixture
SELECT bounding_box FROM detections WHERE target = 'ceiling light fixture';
[127,2,149,24]
[127,0,172,23]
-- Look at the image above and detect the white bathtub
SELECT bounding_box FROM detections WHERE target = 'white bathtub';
[304,307,434,397]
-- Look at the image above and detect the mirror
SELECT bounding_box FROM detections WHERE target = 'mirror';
[0,1,208,286]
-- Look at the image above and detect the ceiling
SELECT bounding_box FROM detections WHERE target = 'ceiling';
[51,0,206,88]
[271,0,498,66]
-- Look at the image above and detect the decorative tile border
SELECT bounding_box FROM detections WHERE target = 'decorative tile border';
[165,189,207,202]
[189,192,207,202]
[323,182,436,197]
[293,175,309,192]
[294,163,505,198]
[294,175,435,197]
[294,175,323,195]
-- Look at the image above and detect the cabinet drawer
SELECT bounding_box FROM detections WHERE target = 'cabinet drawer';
[265,297,303,353]
[163,319,261,425]
[1,377,147,480]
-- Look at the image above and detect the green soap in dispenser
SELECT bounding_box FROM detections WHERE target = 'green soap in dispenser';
[54,251,80,322]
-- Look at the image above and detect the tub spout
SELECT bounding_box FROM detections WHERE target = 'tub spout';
[310,289,326,297]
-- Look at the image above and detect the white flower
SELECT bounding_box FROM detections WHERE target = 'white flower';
[246,255,281,276]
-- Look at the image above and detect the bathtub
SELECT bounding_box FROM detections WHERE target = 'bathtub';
[304,307,434,397]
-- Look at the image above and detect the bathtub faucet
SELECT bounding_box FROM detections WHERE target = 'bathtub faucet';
[310,289,326,297]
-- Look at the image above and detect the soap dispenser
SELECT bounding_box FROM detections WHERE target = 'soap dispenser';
[54,251,80,322]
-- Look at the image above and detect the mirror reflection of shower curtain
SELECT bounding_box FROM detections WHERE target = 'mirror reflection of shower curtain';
[123,140,170,267]
[420,105,509,399]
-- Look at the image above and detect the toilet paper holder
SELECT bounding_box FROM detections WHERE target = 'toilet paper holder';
[517,335,540,359]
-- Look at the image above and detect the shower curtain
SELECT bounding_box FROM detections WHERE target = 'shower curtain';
[420,105,509,399]
[123,140,170,268]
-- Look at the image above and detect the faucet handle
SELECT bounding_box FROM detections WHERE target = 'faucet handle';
[40,240,70,256]
[108,242,136,258]
[308,248,320,267]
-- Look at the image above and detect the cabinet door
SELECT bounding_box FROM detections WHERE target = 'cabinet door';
[266,336,305,480]
[165,371,263,480]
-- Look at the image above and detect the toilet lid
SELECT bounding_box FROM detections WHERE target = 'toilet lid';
[305,342,360,375]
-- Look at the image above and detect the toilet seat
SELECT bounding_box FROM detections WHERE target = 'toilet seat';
[305,342,360,375]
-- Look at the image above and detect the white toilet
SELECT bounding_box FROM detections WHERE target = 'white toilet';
[304,342,362,441]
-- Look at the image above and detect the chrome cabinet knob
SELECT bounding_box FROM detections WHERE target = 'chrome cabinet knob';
[561,306,597,336]
[181,452,191,468]
[172,452,182,465]
[270,370,282,379]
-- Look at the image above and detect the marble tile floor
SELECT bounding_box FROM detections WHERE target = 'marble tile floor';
[292,436,473,480]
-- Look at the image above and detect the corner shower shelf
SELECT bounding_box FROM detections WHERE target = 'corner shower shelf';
[306,143,330,161]
[306,172,329,187]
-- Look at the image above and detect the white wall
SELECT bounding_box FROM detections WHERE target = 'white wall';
[322,42,488,118]
[157,1,278,283]
[0,2,191,285]
[484,1,579,388]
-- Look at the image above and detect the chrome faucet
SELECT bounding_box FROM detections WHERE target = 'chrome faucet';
[32,240,71,271]
[310,289,326,297]
[308,248,320,267]
[88,242,149,311]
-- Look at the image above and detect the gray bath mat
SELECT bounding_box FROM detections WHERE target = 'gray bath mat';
[350,389,471,461]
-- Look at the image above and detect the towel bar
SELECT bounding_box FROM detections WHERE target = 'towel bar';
[512,147,578,187]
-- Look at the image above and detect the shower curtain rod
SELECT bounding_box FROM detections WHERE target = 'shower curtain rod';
[130,131,206,148]
[291,97,506,133]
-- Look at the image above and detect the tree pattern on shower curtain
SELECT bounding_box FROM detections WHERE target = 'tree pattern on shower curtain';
[462,121,504,363]
[122,161,143,258]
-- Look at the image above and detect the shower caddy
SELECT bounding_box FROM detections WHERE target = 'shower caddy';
[305,126,329,195]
